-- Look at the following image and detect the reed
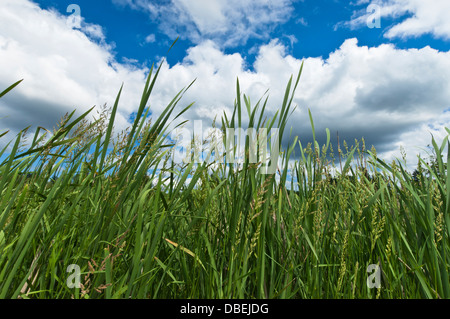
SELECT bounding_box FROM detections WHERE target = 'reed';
[0,58,448,299]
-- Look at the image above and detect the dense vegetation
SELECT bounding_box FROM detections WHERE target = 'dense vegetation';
[0,60,449,299]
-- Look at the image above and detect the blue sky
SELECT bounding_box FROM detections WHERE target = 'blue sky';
[30,0,450,65]
[1,0,450,170]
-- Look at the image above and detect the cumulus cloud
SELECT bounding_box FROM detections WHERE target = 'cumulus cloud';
[275,38,450,167]
[1,0,449,173]
[112,0,296,47]
[0,0,148,145]
[343,0,450,40]
[151,38,450,170]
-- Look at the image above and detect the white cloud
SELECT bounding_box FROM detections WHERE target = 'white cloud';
[81,23,107,42]
[150,38,450,171]
[1,0,449,173]
[344,0,450,40]
[384,0,450,40]
[0,0,147,145]
[144,34,156,44]
[113,0,296,47]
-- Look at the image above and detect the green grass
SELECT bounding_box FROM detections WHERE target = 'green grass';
[0,60,449,299]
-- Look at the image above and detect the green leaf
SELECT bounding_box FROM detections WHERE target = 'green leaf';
[0,79,23,99]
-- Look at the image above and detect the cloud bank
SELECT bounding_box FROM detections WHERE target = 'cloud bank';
[154,38,450,168]
[1,0,449,171]
[0,0,147,142]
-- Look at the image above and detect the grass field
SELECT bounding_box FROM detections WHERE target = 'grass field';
[0,60,449,299]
